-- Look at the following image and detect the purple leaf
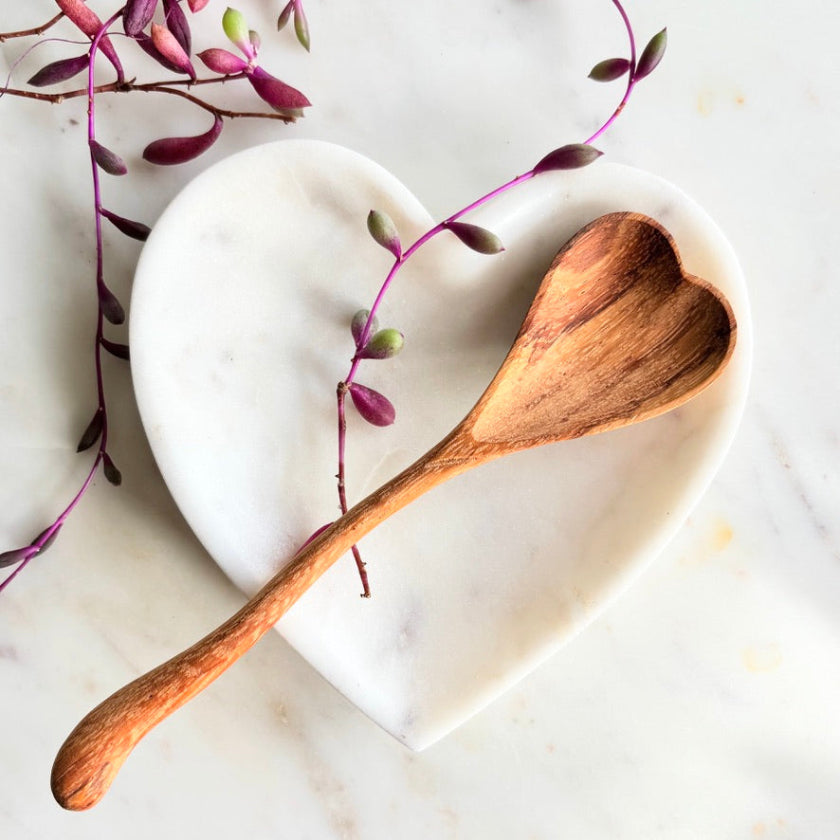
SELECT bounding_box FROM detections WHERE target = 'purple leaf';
[142,113,223,165]
[100,208,151,241]
[90,140,128,176]
[247,66,311,116]
[197,48,248,75]
[445,221,504,255]
[588,57,632,82]
[27,53,90,87]
[135,32,187,73]
[100,337,131,360]
[533,143,602,174]
[635,28,667,80]
[277,1,294,31]
[33,523,62,553]
[123,0,159,36]
[151,22,195,77]
[77,408,104,452]
[348,383,396,427]
[54,0,125,81]
[162,0,192,54]
[351,309,378,346]
[0,547,35,569]
[103,453,122,486]
[99,284,126,324]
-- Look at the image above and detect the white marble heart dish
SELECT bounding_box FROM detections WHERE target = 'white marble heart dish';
[129,140,751,749]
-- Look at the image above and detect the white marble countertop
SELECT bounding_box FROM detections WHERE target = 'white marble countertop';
[2,1,839,837]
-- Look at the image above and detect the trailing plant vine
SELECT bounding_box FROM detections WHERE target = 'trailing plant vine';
[320,0,666,596]
[0,1,665,595]
[0,2,312,591]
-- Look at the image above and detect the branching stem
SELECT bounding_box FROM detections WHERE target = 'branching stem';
[0,74,294,122]
[334,0,643,595]
[0,12,65,43]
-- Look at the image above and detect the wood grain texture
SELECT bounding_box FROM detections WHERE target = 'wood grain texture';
[466,212,736,447]
[51,212,736,810]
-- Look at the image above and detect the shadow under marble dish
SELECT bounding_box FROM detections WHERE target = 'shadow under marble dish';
[129,139,751,749]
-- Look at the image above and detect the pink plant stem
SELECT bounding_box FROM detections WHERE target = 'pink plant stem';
[586,0,638,146]
[87,10,126,474]
[1,10,123,593]
[334,0,640,594]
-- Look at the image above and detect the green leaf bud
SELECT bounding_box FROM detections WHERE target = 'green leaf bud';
[445,221,504,255]
[223,7,250,52]
[367,210,402,258]
[358,328,404,360]
[294,1,311,51]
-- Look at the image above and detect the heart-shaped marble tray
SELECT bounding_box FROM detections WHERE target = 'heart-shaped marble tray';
[130,140,751,749]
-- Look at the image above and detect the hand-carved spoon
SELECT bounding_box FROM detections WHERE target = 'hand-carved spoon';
[52,212,736,810]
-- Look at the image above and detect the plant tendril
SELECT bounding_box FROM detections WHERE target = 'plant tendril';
[334,0,664,595]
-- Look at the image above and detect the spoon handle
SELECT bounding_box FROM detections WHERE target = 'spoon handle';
[51,431,478,811]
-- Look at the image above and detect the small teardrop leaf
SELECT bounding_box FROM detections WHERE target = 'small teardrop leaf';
[162,0,192,54]
[101,338,131,360]
[588,57,631,82]
[27,54,90,87]
[123,0,159,36]
[100,208,151,241]
[151,22,195,77]
[357,328,404,360]
[33,523,63,553]
[247,66,311,115]
[0,547,35,569]
[348,383,396,427]
[142,113,223,165]
[351,309,378,346]
[99,284,126,325]
[90,140,128,176]
[277,1,293,31]
[533,143,603,174]
[294,2,311,51]
[367,210,402,258]
[197,48,248,75]
[635,28,667,80]
[445,221,504,255]
[103,453,123,486]
[222,7,250,51]
[77,409,104,452]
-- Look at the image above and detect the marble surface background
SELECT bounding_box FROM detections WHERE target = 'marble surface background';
[1,1,838,837]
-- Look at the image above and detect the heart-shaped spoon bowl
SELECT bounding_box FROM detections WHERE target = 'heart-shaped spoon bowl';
[129,140,751,750]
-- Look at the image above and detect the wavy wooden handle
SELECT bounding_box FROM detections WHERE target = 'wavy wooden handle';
[51,435,477,810]
[51,212,736,810]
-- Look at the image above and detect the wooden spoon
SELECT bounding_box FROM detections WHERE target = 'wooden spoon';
[51,212,736,810]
